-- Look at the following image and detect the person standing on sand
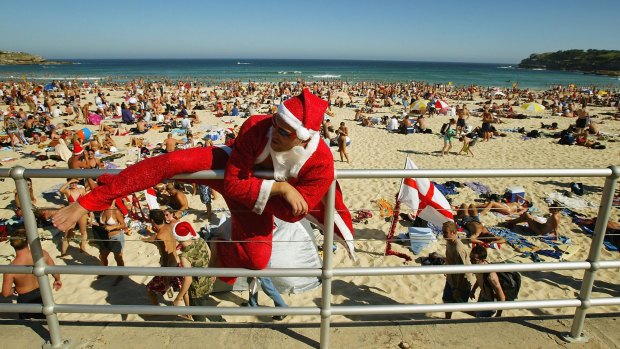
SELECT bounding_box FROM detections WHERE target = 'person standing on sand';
[469,245,506,317]
[441,118,457,156]
[442,221,472,319]
[481,110,494,142]
[143,210,188,309]
[2,229,62,319]
[456,104,470,137]
[58,178,89,255]
[172,222,214,322]
[337,121,350,163]
[92,203,127,284]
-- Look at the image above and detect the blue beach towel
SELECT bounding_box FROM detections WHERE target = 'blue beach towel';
[407,227,436,255]
[488,226,536,251]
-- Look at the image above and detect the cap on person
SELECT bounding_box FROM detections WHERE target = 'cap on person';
[276,88,328,141]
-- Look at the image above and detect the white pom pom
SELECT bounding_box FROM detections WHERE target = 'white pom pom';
[296,127,310,141]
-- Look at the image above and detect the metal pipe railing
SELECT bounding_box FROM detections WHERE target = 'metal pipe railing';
[1,165,618,349]
[10,167,65,349]
[569,166,619,341]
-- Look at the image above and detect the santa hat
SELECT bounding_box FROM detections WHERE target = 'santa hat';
[172,221,198,242]
[73,141,84,155]
[276,88,328,141]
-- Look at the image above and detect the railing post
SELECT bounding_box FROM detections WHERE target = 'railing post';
[319,181,337,349]
[566,165,619,342]
[10,166,69,349]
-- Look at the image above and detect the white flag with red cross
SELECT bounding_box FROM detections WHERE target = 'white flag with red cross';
[397,158,454,225]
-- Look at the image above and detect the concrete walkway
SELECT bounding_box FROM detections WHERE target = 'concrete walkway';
[1,314,619,349]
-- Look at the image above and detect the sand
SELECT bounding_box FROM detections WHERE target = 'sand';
[0,84,619,324]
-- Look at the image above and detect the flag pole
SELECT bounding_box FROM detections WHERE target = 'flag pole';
[384,157,412,261]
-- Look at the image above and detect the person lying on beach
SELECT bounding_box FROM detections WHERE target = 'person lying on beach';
[455,204,506,247]
[476,200,530,216]
[500,204,562,239]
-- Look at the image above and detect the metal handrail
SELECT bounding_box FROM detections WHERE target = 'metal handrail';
[1,165,618,349]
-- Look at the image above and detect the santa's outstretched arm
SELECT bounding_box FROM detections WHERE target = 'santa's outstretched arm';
[53,147,227,231]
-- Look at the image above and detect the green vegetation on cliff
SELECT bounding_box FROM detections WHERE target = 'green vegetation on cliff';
[518,49,620,76]
[0,51,67,65]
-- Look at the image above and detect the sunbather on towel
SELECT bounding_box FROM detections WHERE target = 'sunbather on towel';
[501,203,562,239]
[455,204,505,246]
[477,200,529,216]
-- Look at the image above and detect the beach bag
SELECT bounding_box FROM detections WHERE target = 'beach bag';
[485,270,521,301]
[440,123,450,135]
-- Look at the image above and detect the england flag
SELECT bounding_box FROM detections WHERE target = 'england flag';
[397,158,454,225]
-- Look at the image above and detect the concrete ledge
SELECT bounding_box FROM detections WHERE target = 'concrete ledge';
[1,314,619,349]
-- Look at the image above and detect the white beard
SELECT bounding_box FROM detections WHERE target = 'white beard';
[270,145,306,181]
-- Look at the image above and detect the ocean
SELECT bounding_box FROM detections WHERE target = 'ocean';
[1,59,618,89]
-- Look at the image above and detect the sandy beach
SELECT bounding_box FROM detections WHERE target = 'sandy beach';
[0,82,619,325]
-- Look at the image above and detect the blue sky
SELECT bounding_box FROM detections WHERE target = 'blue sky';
[1,0,619,63]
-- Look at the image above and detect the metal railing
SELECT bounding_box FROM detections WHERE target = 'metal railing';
[0,166,618,349]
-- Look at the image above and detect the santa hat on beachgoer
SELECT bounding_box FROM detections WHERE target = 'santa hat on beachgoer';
[172,221,198,242]
[276,88,328,141]
[72,141,84,156]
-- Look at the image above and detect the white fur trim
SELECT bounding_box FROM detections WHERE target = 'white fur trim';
[277,103,311,141]
[296,128,310,141]
[289,132,320,178]
[333,210,357,261]
[305,214,357,261]
[253,179,274,214]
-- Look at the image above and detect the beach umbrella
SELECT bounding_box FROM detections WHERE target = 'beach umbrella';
[434,100,449,109]
[410,99,430,112]
[597,90,608,96]
[521,102,545,113]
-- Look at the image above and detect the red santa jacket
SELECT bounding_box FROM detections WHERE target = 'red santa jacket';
[77,115,355,275]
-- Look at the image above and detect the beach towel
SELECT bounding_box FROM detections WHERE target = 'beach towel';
[576,222,619,252]
[488,226,537,252]
[54,139,72,162]
[103,162,120,170]
[87,113,103,126]
[546,191,594,211]
[464,181,492,195]
[434,182,458,196]
[407,227,437,255]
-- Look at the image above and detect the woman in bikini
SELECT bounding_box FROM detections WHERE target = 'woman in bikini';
[58,179,89,256]
[94,203,126,285]
[477,200,529,216]
[337,122,350,163]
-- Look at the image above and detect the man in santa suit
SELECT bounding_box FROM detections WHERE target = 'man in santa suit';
[52,89,355,281]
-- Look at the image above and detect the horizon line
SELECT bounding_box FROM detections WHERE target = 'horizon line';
[47,57,518,65]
